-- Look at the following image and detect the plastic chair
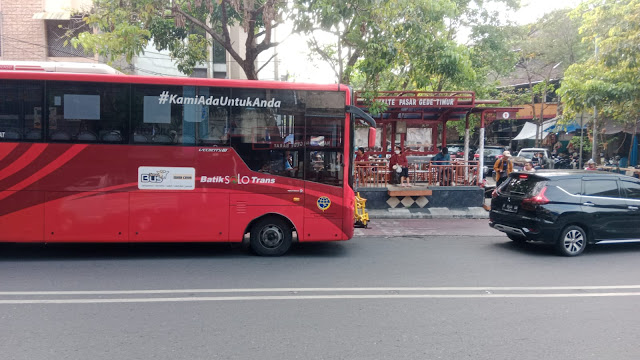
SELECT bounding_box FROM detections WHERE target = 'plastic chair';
[151,134,173,144]
[50,131,72,141]
[1,130,21,140]
[101,131,123,142]
[133,134,149,143]
[77,131,98,142]
[25,129,42,140]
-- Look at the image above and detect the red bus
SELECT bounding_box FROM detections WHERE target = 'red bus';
[0,64,375,256]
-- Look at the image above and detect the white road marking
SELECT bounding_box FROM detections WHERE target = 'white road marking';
[1,286,640,304]
[1,285,640,296]
[1,292,640,304]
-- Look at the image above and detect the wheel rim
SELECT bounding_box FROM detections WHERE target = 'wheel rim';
[563,229,585,254]
[259,224,284,249]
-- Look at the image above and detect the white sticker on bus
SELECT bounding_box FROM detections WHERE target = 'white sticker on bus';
[138,167,196,190]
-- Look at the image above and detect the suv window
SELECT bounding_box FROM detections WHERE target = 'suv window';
[555,180,581,195]
[501,176,546,197]
[583,180,620,198]
[621,180,640,200]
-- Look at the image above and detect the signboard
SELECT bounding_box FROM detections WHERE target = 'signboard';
[375,97,459,108]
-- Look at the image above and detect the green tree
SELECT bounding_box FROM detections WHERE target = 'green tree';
[293,0,518,91]
[558,0,640,160]
[506,8,586,146]
[73,0,284,79]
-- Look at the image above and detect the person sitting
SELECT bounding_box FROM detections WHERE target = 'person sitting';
[523,160,535,172]
[536,152,549,169]
[355,147,369,186]
[389,145,411,187]
[432,147,451,185]
[284,150,298,176]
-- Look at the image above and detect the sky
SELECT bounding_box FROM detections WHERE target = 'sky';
[271,0,585,84]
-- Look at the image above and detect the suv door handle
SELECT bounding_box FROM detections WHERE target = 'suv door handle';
[582,202,595,206]
[629,205,639,210]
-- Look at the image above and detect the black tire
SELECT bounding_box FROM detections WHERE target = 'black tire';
[250,217,292,256]
[507,234,527,243]
[556,225,587,256]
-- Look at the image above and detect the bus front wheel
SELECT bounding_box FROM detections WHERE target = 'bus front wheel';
[250,217,292,256]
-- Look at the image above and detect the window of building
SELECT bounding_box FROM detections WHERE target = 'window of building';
[0,14,3,56]
[212,42,226,64]
[46,17,90,57]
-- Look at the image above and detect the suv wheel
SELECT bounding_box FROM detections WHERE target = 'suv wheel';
[556,225,587,256]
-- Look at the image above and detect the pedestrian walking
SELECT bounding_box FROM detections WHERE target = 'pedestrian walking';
[493,150,513,187]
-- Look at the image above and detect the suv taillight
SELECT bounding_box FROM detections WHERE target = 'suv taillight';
[521,186,549,210]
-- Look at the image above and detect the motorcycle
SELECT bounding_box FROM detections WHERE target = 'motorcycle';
[552,155,573,169]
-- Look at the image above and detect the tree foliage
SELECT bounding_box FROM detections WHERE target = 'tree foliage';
[293,0,519,93]
[558,0,640,125]
[73,0,285,79]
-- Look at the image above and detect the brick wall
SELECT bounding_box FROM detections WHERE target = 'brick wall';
[1,0,47,60]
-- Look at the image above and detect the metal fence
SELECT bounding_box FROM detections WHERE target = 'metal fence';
[355,160,480,188]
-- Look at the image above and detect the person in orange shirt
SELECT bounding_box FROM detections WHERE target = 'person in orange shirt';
[493,150,514,187]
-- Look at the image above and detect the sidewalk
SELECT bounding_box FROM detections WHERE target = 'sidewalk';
[354,218,499,237]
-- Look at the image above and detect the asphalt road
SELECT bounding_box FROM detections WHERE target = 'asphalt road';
[2,221,640,360]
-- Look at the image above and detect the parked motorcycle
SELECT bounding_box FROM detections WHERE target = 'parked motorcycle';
[552,155,573,169]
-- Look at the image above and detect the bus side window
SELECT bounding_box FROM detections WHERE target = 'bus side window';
[46,82,129,144]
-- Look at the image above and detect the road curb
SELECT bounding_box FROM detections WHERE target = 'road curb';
[367,207,489,219]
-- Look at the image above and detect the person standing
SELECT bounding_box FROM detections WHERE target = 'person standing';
[585,159,597,170]
[390,145,411,187]
[493,151,514,187]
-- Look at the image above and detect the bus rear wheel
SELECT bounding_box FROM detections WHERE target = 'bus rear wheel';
[250,217,292,256]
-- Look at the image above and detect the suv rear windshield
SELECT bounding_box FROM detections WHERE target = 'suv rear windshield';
[518,150,543,159]
[499,175,547,197]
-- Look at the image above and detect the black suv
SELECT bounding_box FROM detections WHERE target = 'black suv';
[489,170,640,256]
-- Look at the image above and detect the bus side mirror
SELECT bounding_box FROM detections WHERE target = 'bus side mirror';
[368,127,376,149]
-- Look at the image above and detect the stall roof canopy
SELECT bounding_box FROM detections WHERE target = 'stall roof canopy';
[513,119,557,140]
[513,118,589,140]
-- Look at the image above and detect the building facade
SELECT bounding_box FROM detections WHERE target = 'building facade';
[0,0,265,80]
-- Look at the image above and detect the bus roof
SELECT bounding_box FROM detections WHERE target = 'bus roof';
[0,61,123,74]
[0,62,346,92]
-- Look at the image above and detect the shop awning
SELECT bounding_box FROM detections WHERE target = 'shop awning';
[544,119,587,133]
[32,12,71,20]
[513,119,557,140]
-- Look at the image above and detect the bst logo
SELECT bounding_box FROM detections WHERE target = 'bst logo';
[141,170,169,183]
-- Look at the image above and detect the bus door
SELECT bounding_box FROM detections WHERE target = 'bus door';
[303,114,346,241]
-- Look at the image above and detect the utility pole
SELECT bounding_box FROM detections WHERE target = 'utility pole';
[592,37,598,164]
